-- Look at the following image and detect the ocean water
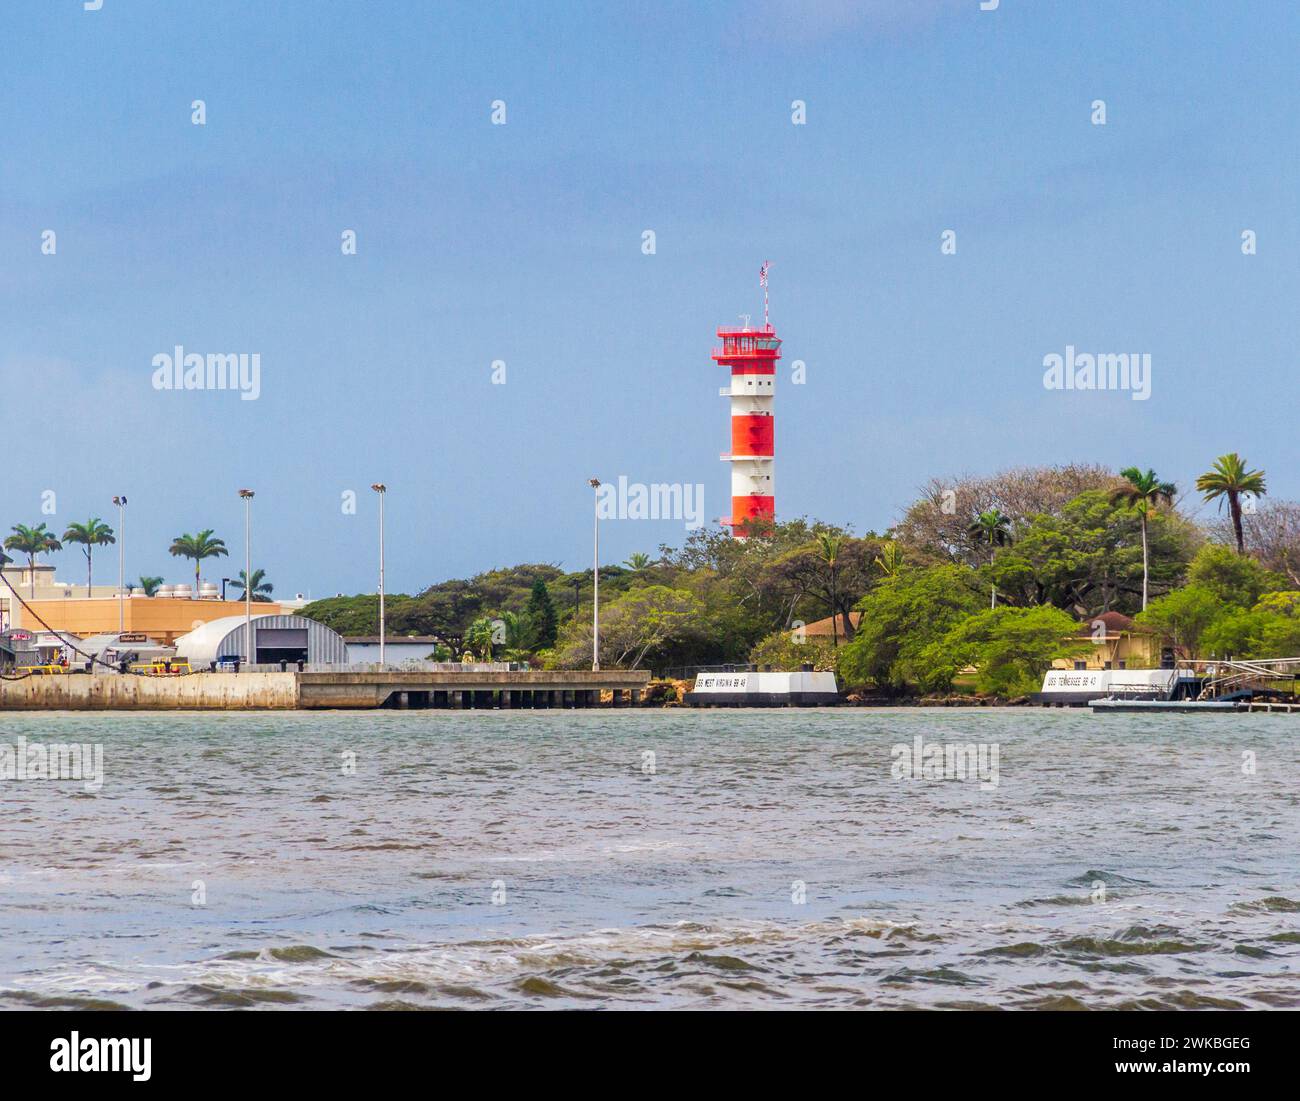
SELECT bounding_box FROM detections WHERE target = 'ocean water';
[0,708,1296,1010]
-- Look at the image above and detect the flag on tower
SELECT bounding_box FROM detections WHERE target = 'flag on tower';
[759,261,770,287]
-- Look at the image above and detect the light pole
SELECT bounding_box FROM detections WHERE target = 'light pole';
[371,483,386,667]
[112,495,127,633]
[239,489,254,665]
[589,478,601,672]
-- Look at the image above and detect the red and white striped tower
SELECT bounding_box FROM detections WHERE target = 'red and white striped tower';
[712,262,780,537]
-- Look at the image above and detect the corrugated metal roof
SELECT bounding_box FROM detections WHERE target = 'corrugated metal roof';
[174,614,348,664]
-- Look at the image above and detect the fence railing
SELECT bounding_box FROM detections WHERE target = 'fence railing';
[300,661,522,674]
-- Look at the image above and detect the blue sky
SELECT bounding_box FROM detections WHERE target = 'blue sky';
[1,1,1296,598]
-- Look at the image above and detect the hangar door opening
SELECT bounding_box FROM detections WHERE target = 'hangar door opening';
[256,626,309,664]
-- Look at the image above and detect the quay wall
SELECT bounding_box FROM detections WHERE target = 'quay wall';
[0,673,299,710]
[0,670,651,710]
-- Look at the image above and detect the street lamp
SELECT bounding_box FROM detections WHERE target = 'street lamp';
[238,489,254,665]
[371,483,386,667]
[589,478,601,672]
[112,495,127,633]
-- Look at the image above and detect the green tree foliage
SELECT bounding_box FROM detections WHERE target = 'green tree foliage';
[894,464,1115,566]
[463,616,497,661]
[1135,586,1225,657]
[748,628,839,672]
[837,565,985,690]
[1186,544,1283,609]
[61,517,116,596]
[1136,544,1293,659]
[1196,453,1266,555]
[929,605,1088,697]
[168,530,228,594]
[1109,467,1177,610]
[1254,591,1300,616]
[463,612,533,661]
[873,540,903,581]
[230,568,274,602]
[295,593,416,636]
[299,564,568,644]
[554,585,702,669]
[967,509,1013,607]
[987,490,1195,615]
[1197,588,1300,659]
[525,577,558,649]
[755,531,882,644]
[4,523,63,596]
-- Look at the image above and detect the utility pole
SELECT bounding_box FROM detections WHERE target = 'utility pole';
[589,478,601,671]
[371,483,387,666]
[112,495,127,633]
[239,489,255,664]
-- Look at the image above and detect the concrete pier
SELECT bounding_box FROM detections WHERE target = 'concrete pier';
[0,669,652,711]
[296,669,652,709]
[0,672,299,711]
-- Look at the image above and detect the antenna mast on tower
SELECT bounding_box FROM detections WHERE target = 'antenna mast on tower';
[759,261,772,328]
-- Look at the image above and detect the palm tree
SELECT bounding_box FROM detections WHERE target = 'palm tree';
[62,517,116,597]
[4,523,63,596]
[464,616,498,661]
[1109,467,1177,610]
[168,530,228,596]
[814,532,844,647]
[135,575,164,597]
[873,540,903,581]
[1196,453,1266,555]
[623,552,652,572]
[967,510,1012,608]
[229,568,274,602]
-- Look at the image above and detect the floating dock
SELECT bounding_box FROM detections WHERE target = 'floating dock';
[1089,698,1240,714]
[0,669,651,711]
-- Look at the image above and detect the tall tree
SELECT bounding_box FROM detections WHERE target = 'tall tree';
[62,517,116,597]
[4,523,63,596]
[1109,467,1177,610]
[463,616,498,661]
[967,510,1012,608]
[168,529,228,595]
[229,568,274,602]
[623,552,652,572]
[525,577,558,649]
[873,540,904,582]
[814,532,844,647]
[1197,453,1266,554]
